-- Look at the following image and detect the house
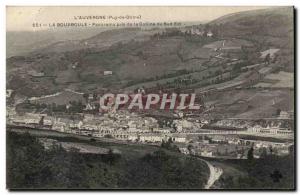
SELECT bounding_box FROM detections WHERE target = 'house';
[247,125,293,136]
[228,139,241,145]
[52,118,70,132]
[84,103,96,110]
[168,134,187,143]
[191,28,205,36]
[80,129,94,136]
[6,107,16,118]
[279,111,290,119]
[137,87,145,94]
[179,147,190,155]
[173,119,193,132]
[128,134,139,142]
[6,89,13,98]
[69,120,83,129]
[83,114,95,121]
[82,124,98,131]
[12,114,40,125]
[93,131,105,138]
[88,94,94,100]
[27,70,45,77]
[207,31,213,37]
[52,123,66,132]
[43,116,54,126]
[153,128,171,134]
[103,71,113,76]
[139,134,165,143]
[200,150,214,157]
[113,133,129,140]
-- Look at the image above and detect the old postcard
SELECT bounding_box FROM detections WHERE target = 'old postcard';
[6,6,295,190]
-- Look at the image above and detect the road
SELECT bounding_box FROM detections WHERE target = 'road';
[193,156,223,189]
[203,160,223,189]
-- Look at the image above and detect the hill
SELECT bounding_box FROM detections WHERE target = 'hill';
[6,8,294,99]
[209,7,293,42]
[209,7,294,71]
[6,28,110,57]
[7,131,209,189]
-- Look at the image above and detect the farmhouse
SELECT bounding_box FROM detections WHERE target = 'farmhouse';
[206,31,213,37]
[103,71,113,76]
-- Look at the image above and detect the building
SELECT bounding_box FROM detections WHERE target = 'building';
[128,134,139,142]
[139,134,165,143]
[6,89,13,98]
[43,116,54,126]
[52,118,71,132]
[200,150,214,157]
[12,113,41,126]
[169,135,187,143]
[279,111,291,119]
[248,125,293,136]
[179,147,190,155]
[27,70,45,77]
[69,120,83,129]
[153,128,172,134]
[6,107,16,118]
[207,31,213,37]
[103,71,113,76]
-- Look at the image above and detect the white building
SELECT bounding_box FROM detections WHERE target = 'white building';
[43,116,54,126]
[200,150,213,157]
[248,125,293,136]
[279,111,291,119]
[128,134,139,142]
[139,134,165,143]
[207,31,213,37]
[103,71,113,76]
[6,89,13,98]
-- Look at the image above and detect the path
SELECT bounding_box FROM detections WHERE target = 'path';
[203,159,223,189]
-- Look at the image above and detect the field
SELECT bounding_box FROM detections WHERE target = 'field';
[255,71,294,89]
[30,90,86,105]
[202,88,294,119]
[39,138,114,154]
[203,39,253,49]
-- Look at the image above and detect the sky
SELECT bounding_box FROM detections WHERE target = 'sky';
[6,6,274,31]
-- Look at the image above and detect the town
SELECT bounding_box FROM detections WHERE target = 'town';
[7,97,294,159]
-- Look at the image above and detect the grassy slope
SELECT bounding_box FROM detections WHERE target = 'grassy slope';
[7,131,210,189]
[209,155,294,189]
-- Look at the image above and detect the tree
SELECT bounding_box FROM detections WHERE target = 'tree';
[83,93,89,102]
[269,145,273,155]
[288,145,294,156]
[264,53,271,64]
[276,108,281,116]
[260,147,268,159]
[247,147,254,161]
[187,144,193,154]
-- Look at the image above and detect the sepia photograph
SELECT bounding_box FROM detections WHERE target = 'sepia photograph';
[6,6,295,190]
